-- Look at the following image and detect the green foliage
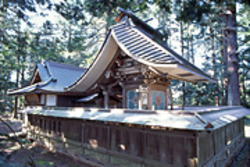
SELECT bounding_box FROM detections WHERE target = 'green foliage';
[0,0,99,112]
[1,0,250,110]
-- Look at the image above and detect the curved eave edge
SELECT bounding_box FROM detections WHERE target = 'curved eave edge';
[65,30,112,92]
[7,87,37,96]
[7,77,54,96]
[177,64,216,83]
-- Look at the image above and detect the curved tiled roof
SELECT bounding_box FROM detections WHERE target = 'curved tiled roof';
[7,61,87,95]
[111,22,215,82]
[112,23,180,64]
[66,21,215,92]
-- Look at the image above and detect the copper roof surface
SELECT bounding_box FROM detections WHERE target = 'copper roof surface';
[8,61,86,95]
[67,21,215,92]
[111,23,215,82]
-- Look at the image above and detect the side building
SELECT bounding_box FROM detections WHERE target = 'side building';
[8,60,87,107]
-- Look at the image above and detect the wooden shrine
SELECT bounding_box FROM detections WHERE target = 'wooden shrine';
[8,7,250,167]
[64,8,215,110]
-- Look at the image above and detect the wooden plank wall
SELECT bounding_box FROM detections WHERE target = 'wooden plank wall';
[198,118,245,167]
[28,115,246,167]
[28,115,198,167]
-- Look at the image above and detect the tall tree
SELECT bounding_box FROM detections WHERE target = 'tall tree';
[225,1,241,105]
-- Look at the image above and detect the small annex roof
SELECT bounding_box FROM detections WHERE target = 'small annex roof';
[66,8,215,92]
[76,93,99,102]
[8,60,87,95]
[27,106,250,131]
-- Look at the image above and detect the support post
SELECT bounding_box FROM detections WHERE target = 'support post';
[82,123,85,155]
[119,82,126,108]
[107,126,111,163]
[103,90,109,109]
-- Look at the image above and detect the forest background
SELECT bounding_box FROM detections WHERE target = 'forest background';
[0,0,250,116]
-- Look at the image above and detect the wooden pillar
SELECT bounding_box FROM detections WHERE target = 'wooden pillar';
[119,82,126,108]
[165,89,168,110]
[138,94,142,110]
[149,85,153,110]
[81,123,85,155]
[143,130,147,163]
[13,95,18,118]
[103,90,109,109]
[107,126,111,163]
[42,118,45,133]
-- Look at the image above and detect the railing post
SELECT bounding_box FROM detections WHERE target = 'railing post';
[107,126,111,163]
[82,123,85,155]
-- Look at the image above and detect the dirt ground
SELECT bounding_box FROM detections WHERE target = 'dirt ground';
[0,115,250,167]
[0,115,90,167]
[0,137,91,167]
[229,139,250,167]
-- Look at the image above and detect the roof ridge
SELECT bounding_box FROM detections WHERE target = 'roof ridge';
[116,7,165,40]
[110,24,183,65]
[47,61,86,71]
[45,61,54,78]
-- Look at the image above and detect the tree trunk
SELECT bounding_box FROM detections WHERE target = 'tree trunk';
[209,24,220,106]
[13,43,20,119]
[226,2,241,106]
[221,15,228,105]
[21,55,26,86]
[240,79,247,107]
[13,54,20,118]
[180,21,185,110]
[190,35,195,64]
[68,25,72,52]
[187,23,190,61]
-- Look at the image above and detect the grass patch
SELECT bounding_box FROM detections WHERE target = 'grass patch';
[36,160,54,166]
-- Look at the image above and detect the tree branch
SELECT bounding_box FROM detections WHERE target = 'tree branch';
[0,117,36,167]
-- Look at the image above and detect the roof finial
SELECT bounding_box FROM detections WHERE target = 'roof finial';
[115,7,132,23]
[41,59,46,67]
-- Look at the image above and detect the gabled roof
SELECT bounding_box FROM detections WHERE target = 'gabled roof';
[8,61,86,95]
[66,11,215,92]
